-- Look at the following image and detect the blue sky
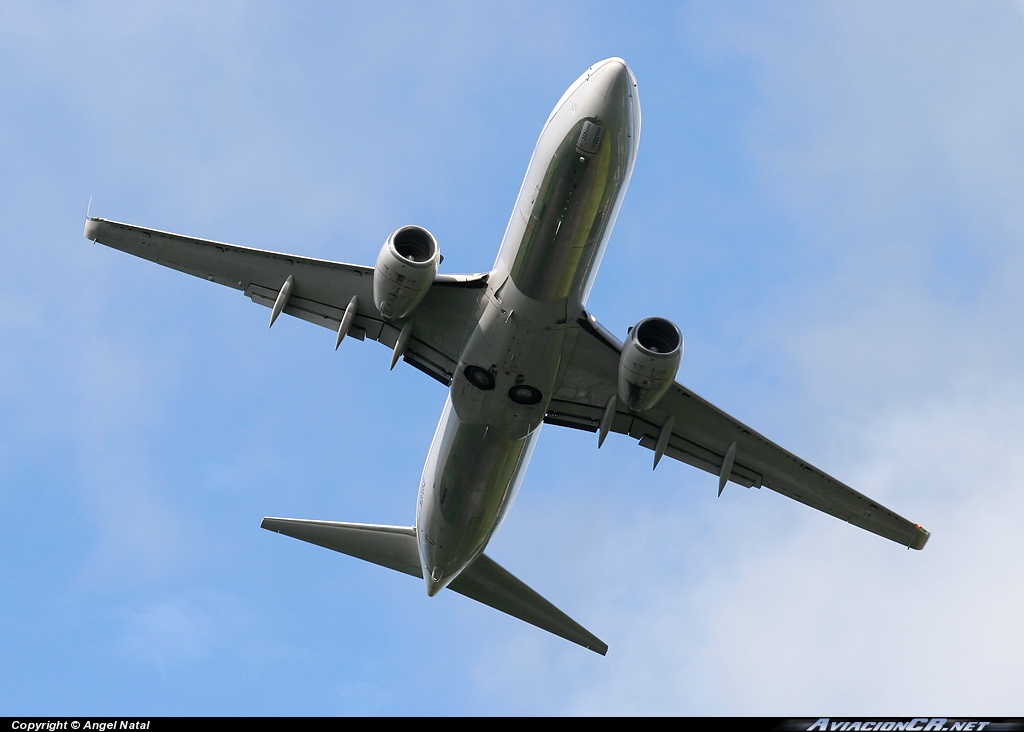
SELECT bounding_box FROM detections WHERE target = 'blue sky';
[2,1,1023,715]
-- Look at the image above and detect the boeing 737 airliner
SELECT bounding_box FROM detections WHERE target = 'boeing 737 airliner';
[84,58,929,655]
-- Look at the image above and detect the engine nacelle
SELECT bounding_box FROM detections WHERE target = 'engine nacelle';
[618,317,684,411]
[373,225,441,319]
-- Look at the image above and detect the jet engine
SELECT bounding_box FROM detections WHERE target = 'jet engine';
[373,225,440,319]
[618,317,683,411]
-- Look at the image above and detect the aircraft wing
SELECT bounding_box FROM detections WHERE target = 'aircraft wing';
[83,218,487,386]
[545,314,930,550]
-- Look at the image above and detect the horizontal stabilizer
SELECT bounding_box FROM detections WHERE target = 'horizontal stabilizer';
[449,553,608,655]
[260,517,607,655]
[260,517,421,577]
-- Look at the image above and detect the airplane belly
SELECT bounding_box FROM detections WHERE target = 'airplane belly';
[508,120,624,304]
[415,58,641,596]
[417,286,564,592]
[417,396,540,592]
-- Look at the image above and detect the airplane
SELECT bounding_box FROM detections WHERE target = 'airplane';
[83,57,928,656]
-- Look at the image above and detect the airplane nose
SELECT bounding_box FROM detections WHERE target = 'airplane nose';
[589,57,632,103]
[578,58,638,142]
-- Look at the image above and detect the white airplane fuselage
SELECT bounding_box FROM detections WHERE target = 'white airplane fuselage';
[416,58,640,594]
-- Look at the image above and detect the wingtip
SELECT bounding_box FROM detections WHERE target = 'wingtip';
[260,516,287,533]
[83,217,102,241]
[911,524,930,550]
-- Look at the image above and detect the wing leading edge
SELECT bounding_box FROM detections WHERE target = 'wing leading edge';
[546,314,930,550]
[83,217,487,385]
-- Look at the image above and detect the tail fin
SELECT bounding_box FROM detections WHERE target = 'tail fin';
[261,517,607,655]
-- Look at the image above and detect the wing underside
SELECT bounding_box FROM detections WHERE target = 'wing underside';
[546,314,930,550]
[84,217,486,385]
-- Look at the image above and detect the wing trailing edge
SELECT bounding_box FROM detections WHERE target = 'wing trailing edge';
[261,517,608,655]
